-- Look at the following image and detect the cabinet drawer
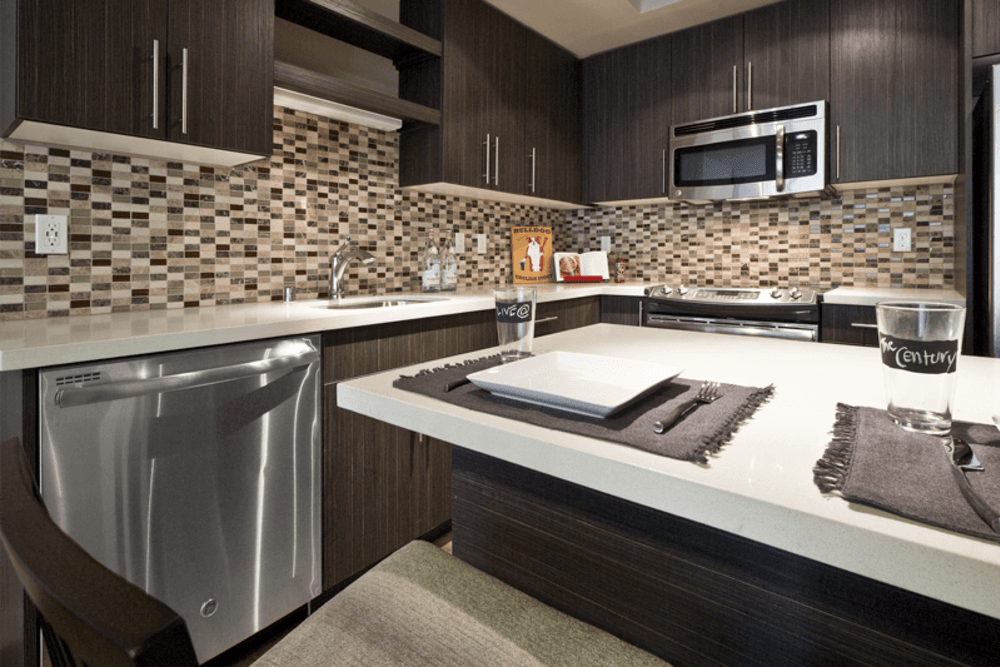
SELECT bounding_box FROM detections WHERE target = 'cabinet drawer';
[821,304,879,347]
[535,296,601,337]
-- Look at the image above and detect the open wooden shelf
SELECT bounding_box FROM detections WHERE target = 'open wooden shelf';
[274,61,442,127]
[276,0,441,62]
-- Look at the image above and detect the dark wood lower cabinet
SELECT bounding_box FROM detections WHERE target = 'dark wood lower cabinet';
[600,295,643,326]
[321,310,496,589]
[452,447,1000,667]
[535,296,601,336]
[821,303,879,346]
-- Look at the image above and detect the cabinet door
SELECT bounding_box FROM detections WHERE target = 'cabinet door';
[14,0,167,139]
[487,6,526,195]
[441,0,524,193]
[167,0,273,155]
[821,303,879,346]
[743,0,830,111]
[525,30,582,204]
[973,0,1000,58]
[601,296,643,326]
[830,0,958,184]
[632,35,672,200]
[582,43,642,202]
[670,15,744,125]
[535,296,601,337]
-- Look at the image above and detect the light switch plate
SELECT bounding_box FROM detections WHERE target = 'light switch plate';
[34,214,68,254]
[893,228,911,252]
[600,236,611,252]
[455,232,465,254]
[477,234,487,254]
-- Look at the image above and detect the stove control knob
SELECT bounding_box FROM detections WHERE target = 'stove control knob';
[790,287,803,300]
[677,286,689,296]
[770,287,783,299]
[660,286,673,297]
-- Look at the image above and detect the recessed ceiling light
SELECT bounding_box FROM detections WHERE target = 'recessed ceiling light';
[625,0,685,13]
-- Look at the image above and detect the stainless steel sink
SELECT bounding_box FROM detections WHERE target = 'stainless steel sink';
[316,297,446,310]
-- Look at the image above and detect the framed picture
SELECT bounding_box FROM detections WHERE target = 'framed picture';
[511,226,553,284]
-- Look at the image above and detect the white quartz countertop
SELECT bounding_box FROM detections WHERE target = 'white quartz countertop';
[823,286,965,306]
[0,283,648,371]
[338,324,1000,621]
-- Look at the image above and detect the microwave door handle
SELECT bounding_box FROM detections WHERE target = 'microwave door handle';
[54,348,320,408]
[775,124,785,192]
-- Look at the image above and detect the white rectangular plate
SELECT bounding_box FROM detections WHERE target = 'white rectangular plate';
[467,351,683,419]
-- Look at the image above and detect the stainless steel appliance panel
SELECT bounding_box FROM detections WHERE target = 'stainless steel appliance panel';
[38,336,322,663]
[669,100,827,202]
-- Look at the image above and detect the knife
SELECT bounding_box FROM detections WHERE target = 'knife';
[946,438,1000,535]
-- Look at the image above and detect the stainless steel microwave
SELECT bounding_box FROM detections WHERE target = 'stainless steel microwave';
[669,100,827,202]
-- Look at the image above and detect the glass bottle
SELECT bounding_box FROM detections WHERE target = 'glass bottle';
[441,232,458,291]
[421,232,441,292]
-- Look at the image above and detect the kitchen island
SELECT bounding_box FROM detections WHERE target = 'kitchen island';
[338,324,1000,667]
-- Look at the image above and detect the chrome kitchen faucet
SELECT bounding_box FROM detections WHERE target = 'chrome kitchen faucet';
[329,236,376,299]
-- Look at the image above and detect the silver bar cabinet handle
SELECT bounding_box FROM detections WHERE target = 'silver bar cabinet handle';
[181,47,189,135]
[836,125,841,181]
[775,124,785,192]
[747,61,753,111]
[494,135,499,187]
[733,65,738,113]
[151,40,159,130]
[55,347,320,408]
[534,316,558,325]
[484,134,491,185]
[850,322,879,329]
[530,147,536,193]
[662,148,666,194]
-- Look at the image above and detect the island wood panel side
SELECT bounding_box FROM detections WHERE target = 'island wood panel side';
[451,447,1000,667]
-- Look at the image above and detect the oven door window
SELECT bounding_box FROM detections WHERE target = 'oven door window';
[674,136,775,187]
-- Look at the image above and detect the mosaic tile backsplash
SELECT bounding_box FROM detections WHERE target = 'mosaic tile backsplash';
[0,105,955,321]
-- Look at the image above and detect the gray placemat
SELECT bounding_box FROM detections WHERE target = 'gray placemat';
[814,404,1000,543]
[393,355,774,464]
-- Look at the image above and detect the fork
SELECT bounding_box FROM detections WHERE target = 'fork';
[653,381,721,434]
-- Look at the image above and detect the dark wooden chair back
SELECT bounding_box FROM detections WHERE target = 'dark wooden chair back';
[0,437,200,667]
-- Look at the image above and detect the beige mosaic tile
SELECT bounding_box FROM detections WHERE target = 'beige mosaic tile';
[0,105,955,322]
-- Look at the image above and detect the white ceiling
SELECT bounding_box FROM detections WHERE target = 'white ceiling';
[484,0,782,58]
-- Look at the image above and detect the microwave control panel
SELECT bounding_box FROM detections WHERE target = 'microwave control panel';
[785,130,817,177]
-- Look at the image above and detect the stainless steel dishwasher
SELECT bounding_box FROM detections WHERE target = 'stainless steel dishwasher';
[38,335,323,663]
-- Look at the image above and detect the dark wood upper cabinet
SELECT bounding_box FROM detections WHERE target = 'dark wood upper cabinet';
[5,0,167,140]
[743,0,830,111]
[167,0,274,156]
[670,15,744,125]
[972,0,1000,58]
[582,35,670,203]
[830,0,958,184]
[525,30,582,204]
[1,0,273,162]
[399,0,582,205]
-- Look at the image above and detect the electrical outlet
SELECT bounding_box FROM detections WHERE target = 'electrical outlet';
[34,214,68,254]
[892,228,912,252]
[455,232,465,254]
[477,233,487,255]
[600,236,611,252]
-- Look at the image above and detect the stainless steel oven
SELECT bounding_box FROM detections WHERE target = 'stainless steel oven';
[669,100,827,202]
[644,285,820,341]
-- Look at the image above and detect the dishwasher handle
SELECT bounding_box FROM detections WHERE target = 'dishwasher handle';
[55,347,320,409]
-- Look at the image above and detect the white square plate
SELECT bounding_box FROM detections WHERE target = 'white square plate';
[467,351,683,419]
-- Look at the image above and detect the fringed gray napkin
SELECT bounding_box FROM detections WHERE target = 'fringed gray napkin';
[393,355,774,464]
[814,404,1000,543]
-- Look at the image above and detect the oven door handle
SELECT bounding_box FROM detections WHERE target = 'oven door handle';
[54,348,320,408]
[775,124,785,192]
[646,314,817,342]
